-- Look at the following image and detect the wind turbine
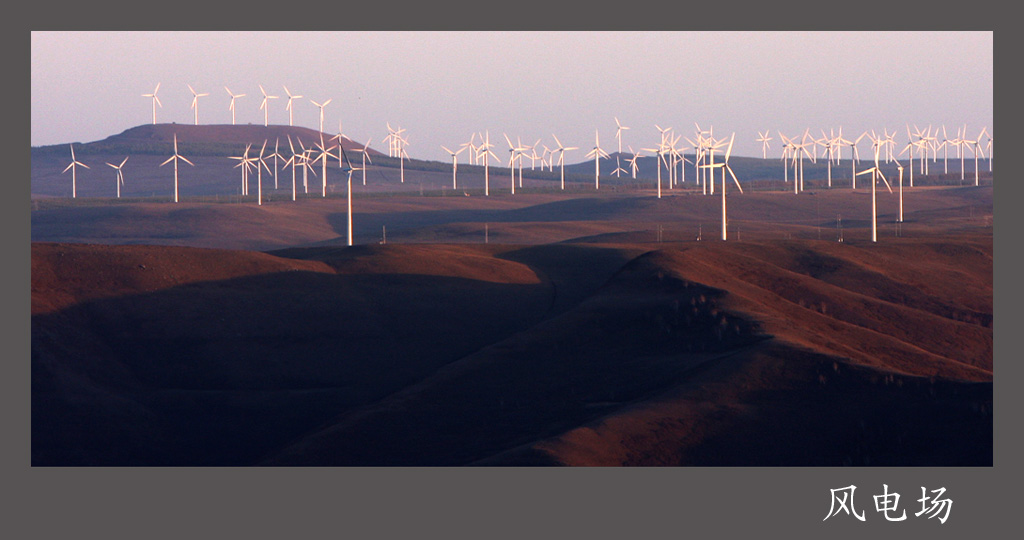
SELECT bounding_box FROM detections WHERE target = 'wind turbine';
[817,129,837,187]
[968,127,986,186]
[187,84,209,125]
[330,120,348,168]
[259,85,279,127]
[225,87,245,125]
[160,134,193,203]
[282,136,299,200]
[699,133,743,241]
[313,134,334,197]
[478,131,500,196]
[499,133,524,194]
[62,143,89,198]
[626,146,643,180]
[354,138,373,186]
[612,117,630,177]
[756,130,772,159]
[441,144,467,189]
[642,139,669,199]
[105,155,129,198]
[283,86,303,126]
[856,140,893,242]
[310,98,332,133]
[267,137,285,190]
[254,139,273,205]
[551,133,577,190]
[228,143,254,197]
[898,134,921,188]
[339,149,363,246]
[850,132,866,188]
[613,117,630,154]
[142,83,161,125]
[585,130,609,189]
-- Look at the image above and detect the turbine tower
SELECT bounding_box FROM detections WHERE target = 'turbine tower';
[698,133,743,241]
[160,134,193,203]
[225,87,246,125]
[62,143,89,198]
[142,83,161,125]
[187,84,209,125]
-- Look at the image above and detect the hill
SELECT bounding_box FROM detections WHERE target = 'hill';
[32,236,991,466]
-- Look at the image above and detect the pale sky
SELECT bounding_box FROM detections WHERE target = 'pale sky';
[31,31,993,162]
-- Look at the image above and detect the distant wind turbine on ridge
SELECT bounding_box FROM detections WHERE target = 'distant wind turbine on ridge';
[259,85,279,127]
[283,86,303,126]
[225,87,245,125]
[160,134,193,203]
[187,84,209,125]
[142,83,161,125]
[62,143,89,198]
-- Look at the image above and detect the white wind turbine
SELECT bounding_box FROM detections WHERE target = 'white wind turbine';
[937,125,952,174]
[642,137,671,199]
[340,152,363,246]
[187,84,209,125]
[626,146,643,180]
[313,135,334,197]
[612,117,630,177]
[282,136,299,200]
[254,139,273,205]
[310,98,332,133]
[330,121,348,168]
[396,130,410,184]
[478,131,500,196]
[757,130,772,159]
[105,156,129,198]
[225,87,245,125]
[856,139,893,243]
[699,133,743,241]
[441,144,467,190]
[895,159,905,223]
[504,133,527,194]
[818,129,837,187]
[142,83,161,125]
[353,138,373,186]
[283,86,303,126]
[62,143,89,198]
[267,137,285,190]
[898,135,921,188]
[551,133,578,191]
[850,132,867,189]
[985,130,993,172]
[160,134,193,203]
[259,85,279,127]
[968,127,987,186]
[585,130,610,190]
[229,143,254,197]
[298,138,317,194]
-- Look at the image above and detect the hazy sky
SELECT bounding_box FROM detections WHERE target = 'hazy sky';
[31,31,992,162]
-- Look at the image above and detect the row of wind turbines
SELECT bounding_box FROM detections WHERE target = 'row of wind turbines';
[144,82,336,132]
[55,84,992,245]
